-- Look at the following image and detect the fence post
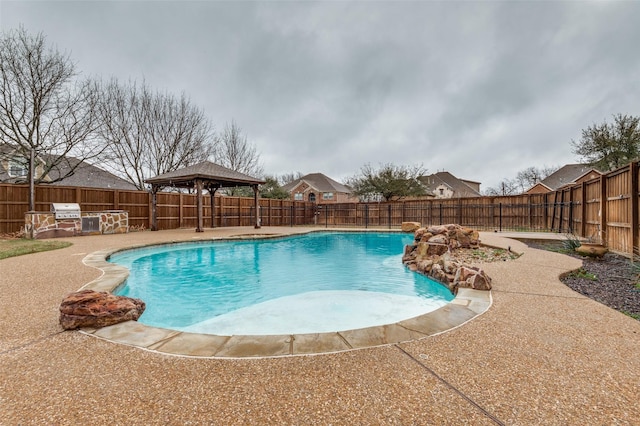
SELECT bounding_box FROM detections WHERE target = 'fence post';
[543,193,548,231]
[558,191,566,233]
[179,193,184,228]
[324,204,327,228]
[631,162,638,257]
[388,204,392,229]
[365,204,369,229]
[568,189,574,234]
[580,184,587,238]
[600,173,607,246]
[148,191,154,230]
[528,194,532,231]
[439,203,443,225]
[499,203,502,232]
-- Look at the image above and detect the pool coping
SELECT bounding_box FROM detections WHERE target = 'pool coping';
[78,232,493,358]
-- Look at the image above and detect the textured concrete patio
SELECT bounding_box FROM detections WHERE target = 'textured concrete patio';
[1,227,639,424]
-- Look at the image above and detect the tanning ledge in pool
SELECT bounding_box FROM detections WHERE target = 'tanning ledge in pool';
[176,290,449,335]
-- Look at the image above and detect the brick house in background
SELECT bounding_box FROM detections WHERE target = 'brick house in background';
[525,164,602,194]
[418,171,481,199]
[282,173,357,204]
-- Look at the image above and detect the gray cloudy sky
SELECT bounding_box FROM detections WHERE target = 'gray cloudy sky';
[2,1,639,190]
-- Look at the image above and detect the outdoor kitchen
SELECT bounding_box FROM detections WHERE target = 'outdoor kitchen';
[24,203,128,239]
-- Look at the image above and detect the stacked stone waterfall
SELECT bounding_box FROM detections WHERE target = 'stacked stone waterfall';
[402,224,492,293]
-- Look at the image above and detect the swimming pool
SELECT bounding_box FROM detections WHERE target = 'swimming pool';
[110,232,454,335]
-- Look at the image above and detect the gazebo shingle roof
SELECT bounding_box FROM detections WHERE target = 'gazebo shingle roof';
[145,161,265,187]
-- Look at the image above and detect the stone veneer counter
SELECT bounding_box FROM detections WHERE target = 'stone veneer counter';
[25,210,128,239]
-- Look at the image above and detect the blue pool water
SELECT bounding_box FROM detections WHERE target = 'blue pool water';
[111,232,454,335]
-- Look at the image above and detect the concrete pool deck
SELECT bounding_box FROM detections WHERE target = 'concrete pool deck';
[1,226,639,424]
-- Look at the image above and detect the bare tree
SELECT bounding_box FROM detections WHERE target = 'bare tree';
[484,178,519,196]
[213,120,263,196]
[0,27,102,209]
[214,120,263,176]
[97,79,215,190]
[514,165,559,192]
[278,171,303,185]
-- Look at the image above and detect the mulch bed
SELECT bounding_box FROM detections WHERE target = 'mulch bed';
[521,239,640,320]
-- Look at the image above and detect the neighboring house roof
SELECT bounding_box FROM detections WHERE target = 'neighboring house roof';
[282,173,351,194]
[0,146,138,190]
[419,172,481,198]
[531,164,601,192]
[145,161,265,188]
[44,156,139,190]
[526,182,553,194]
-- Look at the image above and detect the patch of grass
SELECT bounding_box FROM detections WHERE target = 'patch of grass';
[622,311,640,320]
[567,268,598,281]
[561,235,582,252]
[0,238,72,260]
[471,249,488,258]
[542,235,582,254]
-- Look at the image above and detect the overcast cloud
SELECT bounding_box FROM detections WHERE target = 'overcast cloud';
[1,1,639,190]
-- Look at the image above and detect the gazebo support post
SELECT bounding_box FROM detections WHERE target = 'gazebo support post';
[195,179,204,232]
[253,184,261,229]
[150,185,159,231]
[209,186,219,228]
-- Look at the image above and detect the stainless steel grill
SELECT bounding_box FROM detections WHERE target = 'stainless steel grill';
[51,203,81,219]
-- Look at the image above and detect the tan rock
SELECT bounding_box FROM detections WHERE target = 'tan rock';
[454,266,492,290]
[416,242,430,256]
[427,225,447,235]
[401,222,421,232]
[575,243,608,258]
[426,235,448,256]
[417,259,434,273]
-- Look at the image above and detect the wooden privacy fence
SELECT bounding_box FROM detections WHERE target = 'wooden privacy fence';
[0,184,315,233]
[1,160,639,257]
[317,161,640,258]
[316,196,548,231]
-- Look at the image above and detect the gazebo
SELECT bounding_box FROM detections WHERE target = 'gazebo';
[145,161,266,232]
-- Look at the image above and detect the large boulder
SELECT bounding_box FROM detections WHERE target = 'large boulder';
[59,289,145,330]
